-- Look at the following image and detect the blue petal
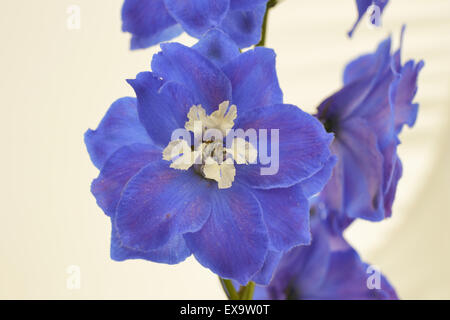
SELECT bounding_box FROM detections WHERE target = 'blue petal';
[110,221,191,264]
[229,0,268,10]
[131,25,183,50]
[319,38,392,122]
[348,0,389,37]
[222,47,283,112]
[323,118,385,221]
[115,160,212,251]
[310,249,398,300]
[259,220,331,299]
[391,60,424,133]
[151,42,232,113]
[344,36,392,86]
[91,143,161,217]
[122,0,182,50]
[163,0,230,37]
[343,54,376,85]
[383,156,402,218]
[252,185,310,252]
[184,183,268,285]
[235,104,333,189]
[300,155,337,198]
[84,97,152,169]
[251,250,282,285]
[127,72,195,147]
[193,29,240,68]
[219,4,267,48]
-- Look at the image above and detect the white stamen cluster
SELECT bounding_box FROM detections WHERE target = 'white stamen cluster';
[162,101,257,189]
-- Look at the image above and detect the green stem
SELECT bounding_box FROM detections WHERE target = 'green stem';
[220,278,256,300]
[256,0,279,47]
[240,281,256,300]
[220,278,239,300]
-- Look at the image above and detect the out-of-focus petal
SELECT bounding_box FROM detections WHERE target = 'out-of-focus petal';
[348,0,389,38]
[193,29,240,68]
[164,0,230,37]
[219,4,267,48]
[326,118,385,221]
[122,0,182,50]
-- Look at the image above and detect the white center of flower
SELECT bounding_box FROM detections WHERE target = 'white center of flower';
[162,101,257,189]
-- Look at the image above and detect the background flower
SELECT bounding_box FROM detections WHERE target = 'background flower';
[85,30,333,285]
[316,27,424,232]
[254,212,398,300]
[122,0,269,49]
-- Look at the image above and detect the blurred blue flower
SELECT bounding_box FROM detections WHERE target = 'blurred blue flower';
[85,30,334,285]
[254,213,398,300]
[349,0,389,37]
[121,0,269,49]
[316,27,424,231]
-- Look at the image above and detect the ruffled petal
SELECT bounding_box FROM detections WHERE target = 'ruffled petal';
[91,143,162,217]
[110,222,191,264]
[222,47,283,112]
[184,183,268,285]
[193,29,240,68]
[300,155,337,198]
[151,42,232,113]
[84,97,152,169]
[163,0,230,37]
[319,38,392,122]
[127,72,195,147]
[115,160,212,251]
[251,250,282,285]
[252,185,310,252]
[219,4,267,48]
[235,104,333,189]
[383,156,402,218]
[326,118,385,221]
[122,0,182,50]
[259,220,331,300]
[391,60,424,133]
[309,249,398,300]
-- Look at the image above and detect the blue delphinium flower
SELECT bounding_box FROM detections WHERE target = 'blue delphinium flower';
[253,211,398,300]
[316,27,424,232]
[349,0,389,37]
[85,30,334,285]
[122,0,269,50]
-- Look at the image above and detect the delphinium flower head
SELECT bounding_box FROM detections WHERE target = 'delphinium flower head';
[316,27,424,232]
[253,208,398,300]
[349,0,390,37]
[85,30,334,285]
[122,0,270,49]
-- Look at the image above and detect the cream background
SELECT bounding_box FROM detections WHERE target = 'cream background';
[1,0,449,299]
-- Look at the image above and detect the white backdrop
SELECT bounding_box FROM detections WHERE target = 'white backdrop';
[0,0,449,299]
